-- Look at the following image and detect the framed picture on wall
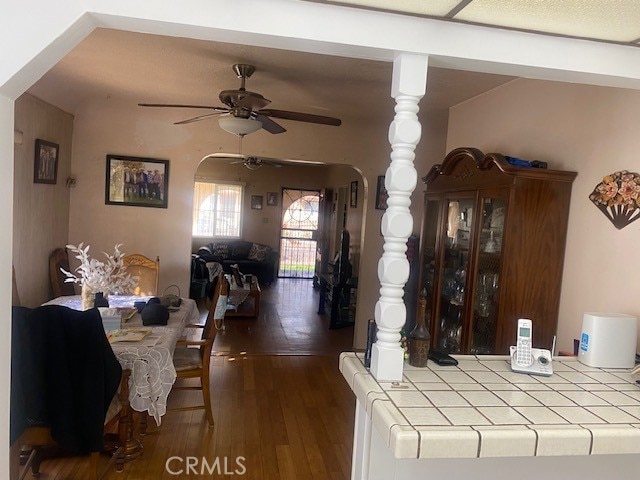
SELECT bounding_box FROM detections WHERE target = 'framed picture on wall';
[350,180,358,208]
[33,139,59,184]
[251,195,263,210]
[267,192,278,206]
[375,175,388,210]
[105,154,169,208]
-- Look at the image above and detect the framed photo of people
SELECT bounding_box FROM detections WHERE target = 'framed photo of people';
[34,139,59,184]
[105,154,169,208]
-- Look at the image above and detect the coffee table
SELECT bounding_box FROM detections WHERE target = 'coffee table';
[226,275,261,318]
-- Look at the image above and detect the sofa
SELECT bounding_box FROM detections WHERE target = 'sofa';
[196,240,278,285]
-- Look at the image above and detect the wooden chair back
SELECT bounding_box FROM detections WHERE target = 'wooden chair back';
[123,254,159,296]
[49,248,75,298]
[202,272,229,342]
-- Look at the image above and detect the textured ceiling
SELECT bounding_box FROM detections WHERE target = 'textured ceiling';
[322,0,640,45]
[28,29,515,130]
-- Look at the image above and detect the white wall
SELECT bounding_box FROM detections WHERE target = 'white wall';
[446,78,640,353]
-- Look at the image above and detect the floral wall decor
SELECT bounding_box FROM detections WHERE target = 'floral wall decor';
[589,170,640,229]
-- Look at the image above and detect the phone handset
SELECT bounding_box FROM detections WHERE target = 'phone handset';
[510,318,553,376]
[515,318,533,366]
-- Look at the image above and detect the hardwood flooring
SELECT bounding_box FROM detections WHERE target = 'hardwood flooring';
[18,279,357,479]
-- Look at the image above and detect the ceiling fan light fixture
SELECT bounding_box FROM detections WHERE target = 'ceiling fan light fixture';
[218,116,262,136]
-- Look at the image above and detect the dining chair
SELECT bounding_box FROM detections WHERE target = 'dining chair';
[49,248,76,298]
[10,306,130,480]
[123,253,159,296]
[169,271,229,427]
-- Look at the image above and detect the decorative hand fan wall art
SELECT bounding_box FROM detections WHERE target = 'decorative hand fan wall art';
[589,170,640,229]
[139,64,341,137]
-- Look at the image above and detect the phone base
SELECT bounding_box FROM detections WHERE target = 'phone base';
[509,346,553,376]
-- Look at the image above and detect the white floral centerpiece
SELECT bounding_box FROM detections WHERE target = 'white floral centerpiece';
[60,243,138,309]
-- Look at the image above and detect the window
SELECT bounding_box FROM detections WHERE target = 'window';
[192,181,243,237]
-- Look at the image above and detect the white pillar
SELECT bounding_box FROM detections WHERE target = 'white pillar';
[370,53,428,382]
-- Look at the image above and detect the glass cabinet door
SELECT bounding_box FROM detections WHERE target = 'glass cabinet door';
[469,196,506,354]
[435,196,475,353]
[420,198,441,334]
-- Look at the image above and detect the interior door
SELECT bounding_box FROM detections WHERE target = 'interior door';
[278,188,321,279]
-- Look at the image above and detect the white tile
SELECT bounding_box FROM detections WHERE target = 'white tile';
[434,371,476,384]
[550,361,577,372]
[475,426,536,457]
[555,371,601,384]
[496,371,541,383]
[621,390,640,401]
[515,407,568,424]
[439,407,491,426]
[459,391,506,407]
[389,425,420,458]
[371,400,409,446]
[527,391,576,407]
[379,381,416,392]
[340,355,364,389]
[477,407,529,425]
[449,383,486,391]
[533,374,567,384]
[560,391,610,406]
[386,390,432,408]
[480,360,513,371]
[455,360,489,371]
[588,425,640,454]
[417,426,479,458]
[585,406,639,423]
[422,391,470,407]
[514,382,551,391]
[581,371,626,383]
[566,362,601,372]
[484,383,520,391]
[400,407,450,426]
[413,382,452,391]
[551,406,605,424]
[584,383,613,391]
[466,371,506,383]
[548,383,584,391]
[532,425,592,456]
[494,391,542,407]
[620,405,640,420]
[403,370,443,383]
[608,383,640,391]
[365,392,387,414]
[608,372,637,382]
[592,391,640,406]
[352,372,383,405]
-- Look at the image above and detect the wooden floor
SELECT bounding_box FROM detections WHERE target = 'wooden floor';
[20,279,357,479]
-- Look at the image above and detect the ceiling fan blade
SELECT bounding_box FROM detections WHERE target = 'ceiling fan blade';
[236,92,271,110]
[262,161,283,168]
[138,103,228,111]
[174,111,228,125]
[254,114,286,134]
[260,109,341,126]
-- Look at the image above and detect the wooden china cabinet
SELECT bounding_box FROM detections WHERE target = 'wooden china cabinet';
[417,147,577,355]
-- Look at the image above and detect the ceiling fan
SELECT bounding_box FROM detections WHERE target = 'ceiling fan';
[139,64,342,136]
[205,152,325,170]
[229,155,282,170]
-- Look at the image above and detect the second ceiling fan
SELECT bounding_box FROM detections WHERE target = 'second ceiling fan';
[139,64,342,135]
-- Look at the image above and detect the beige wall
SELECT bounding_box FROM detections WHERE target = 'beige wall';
[13,94,73,306]
[447,78,640,353]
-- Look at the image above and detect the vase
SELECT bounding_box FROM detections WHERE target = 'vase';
[81,284,94,310]
[408,289,431,367]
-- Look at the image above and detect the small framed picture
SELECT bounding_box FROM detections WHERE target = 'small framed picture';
[251,195,263,210]
[34,139,59,184]
[267,192,278,206]
[350,180,358,208]
[375,175,388,210]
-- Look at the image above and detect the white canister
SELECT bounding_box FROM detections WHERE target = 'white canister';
[578,313,637,368]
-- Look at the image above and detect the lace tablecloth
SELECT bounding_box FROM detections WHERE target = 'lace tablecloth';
[44,295,199,424]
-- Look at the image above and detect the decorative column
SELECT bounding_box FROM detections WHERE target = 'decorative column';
[370,53,428,381]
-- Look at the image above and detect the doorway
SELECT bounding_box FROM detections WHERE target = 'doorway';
[278,188,321,278]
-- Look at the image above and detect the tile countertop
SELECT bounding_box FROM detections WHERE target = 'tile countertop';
[339,352,640,460]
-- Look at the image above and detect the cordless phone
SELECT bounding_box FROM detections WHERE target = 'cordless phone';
[515,319,533,366]
[510,318,553,376]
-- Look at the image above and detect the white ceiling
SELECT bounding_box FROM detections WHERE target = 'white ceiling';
[28,29,515,133]
[319,0,640,45]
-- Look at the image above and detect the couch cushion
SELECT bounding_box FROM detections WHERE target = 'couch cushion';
[210,243,230,259]
[229,241,252,259]
[248,243,271,261]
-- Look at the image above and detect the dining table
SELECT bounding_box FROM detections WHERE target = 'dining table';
[44,294,200,425]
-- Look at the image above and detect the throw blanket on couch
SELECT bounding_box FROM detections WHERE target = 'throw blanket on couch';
[197,240,278,285]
